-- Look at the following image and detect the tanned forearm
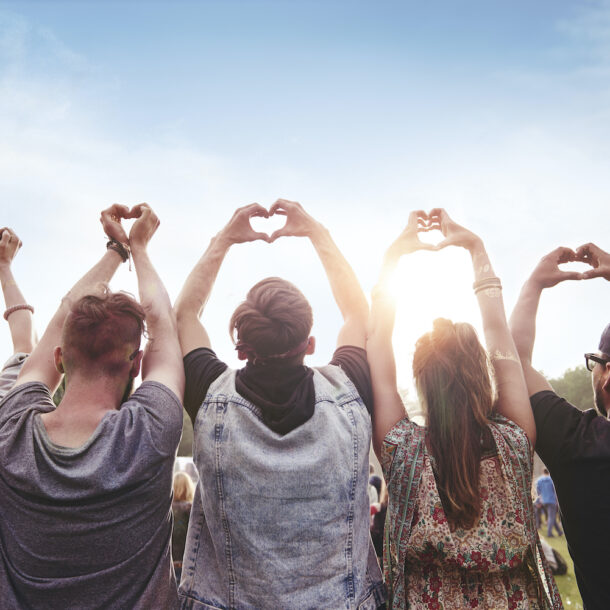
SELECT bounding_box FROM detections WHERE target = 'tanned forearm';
[308,224,368,331]
[174,233,233,354]
[175,233,232,319]
[132,244,184,399]
[0,264,35,354]
[509,278,543,365]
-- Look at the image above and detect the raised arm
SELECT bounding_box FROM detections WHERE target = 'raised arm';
[510,247,586,398]
[367,211,435,453]
[14,205,131,391]
[0,228,36,355]
[129,204,184,401]
[269,199,368,348]
[174,204,270,356]
[432,208,537,444]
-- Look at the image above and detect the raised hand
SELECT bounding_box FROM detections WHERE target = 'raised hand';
[576,243,610,281]
[129,204,160,250]
[529,247,583,288]
[220,203,271,244]
[386,210,438,258]
[429,208,482,252]
[268,199,319,241]
[100,204,132,246]
[0,228,23,267]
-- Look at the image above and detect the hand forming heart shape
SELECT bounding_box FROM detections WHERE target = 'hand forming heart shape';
[224,199,315,244]
[100,203,154,246]
[100,204,138,245]
[249,210,287,238]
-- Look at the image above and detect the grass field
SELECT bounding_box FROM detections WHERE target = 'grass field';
[539,530,583,609]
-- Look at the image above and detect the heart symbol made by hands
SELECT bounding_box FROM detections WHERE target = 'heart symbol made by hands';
[101,204,144,245]
[557,244,601,278]
[412,211,445,248]
[249,209,287,239]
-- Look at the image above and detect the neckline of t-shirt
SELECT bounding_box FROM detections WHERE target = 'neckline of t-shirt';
[34,411,110,456]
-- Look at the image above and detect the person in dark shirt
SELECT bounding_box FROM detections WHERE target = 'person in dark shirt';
[174,200,385,609]
[510,242,610,610]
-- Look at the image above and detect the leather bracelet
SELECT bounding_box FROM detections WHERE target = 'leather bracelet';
[106,238,130,263]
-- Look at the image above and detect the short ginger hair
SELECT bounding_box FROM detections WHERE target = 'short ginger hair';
[229,277,313,358]
[61,292,146,377]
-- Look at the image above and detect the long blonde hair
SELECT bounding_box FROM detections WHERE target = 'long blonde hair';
[413,318,495,530]
[173,472,195,503]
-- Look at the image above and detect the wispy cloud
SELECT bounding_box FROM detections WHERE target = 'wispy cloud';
[1,4,609,385]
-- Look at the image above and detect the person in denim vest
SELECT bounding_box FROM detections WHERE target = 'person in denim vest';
[175,200,386,609]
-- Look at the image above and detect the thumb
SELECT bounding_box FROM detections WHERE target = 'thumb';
[559,271,584,281]
[582,269,603,280]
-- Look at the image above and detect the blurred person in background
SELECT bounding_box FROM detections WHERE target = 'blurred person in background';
[172,471,195,583]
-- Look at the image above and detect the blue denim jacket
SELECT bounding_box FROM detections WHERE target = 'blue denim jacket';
[179,365,386,610]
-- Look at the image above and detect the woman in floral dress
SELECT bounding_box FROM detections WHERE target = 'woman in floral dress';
[367,209,561,609]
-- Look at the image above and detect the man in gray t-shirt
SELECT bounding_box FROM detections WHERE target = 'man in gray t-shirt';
[0,205,184,609]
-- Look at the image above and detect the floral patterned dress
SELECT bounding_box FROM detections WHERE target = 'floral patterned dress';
[380,415,562,609]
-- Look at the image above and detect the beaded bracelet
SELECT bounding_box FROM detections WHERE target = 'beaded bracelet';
[4,304,34,321]
[473,276,502,297]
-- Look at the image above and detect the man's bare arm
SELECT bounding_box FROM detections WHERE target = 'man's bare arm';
[174,204,270,357]
[130,204,184,401]
[13,206,137,391]
[509,247,583,398]
[269,199,368,349]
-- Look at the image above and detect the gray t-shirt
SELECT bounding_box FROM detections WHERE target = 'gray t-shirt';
[0,380,183,610]
[0,352,28,400]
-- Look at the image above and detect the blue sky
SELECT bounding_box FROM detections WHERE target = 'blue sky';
[1,0,609,398]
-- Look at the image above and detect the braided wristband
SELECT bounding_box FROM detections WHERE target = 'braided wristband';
[4,304,34,321]
[106,238,130,263]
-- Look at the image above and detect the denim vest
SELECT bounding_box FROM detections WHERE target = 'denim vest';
[179,365,386,610]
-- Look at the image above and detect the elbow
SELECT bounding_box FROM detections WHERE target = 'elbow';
[174,297,201,322]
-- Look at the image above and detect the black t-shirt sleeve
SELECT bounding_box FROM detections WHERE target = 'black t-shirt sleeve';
[531,390,587,472]
[330,345,373,416]
[183,348,228,424]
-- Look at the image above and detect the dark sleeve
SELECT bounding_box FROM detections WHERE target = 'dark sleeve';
[183,348,228,424]
[330,345,373,416]
[531,390,586,472]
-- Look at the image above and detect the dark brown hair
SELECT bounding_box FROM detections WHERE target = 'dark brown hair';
[413,318,495,530]
[61,292,146,377]
[230,277,313,358]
